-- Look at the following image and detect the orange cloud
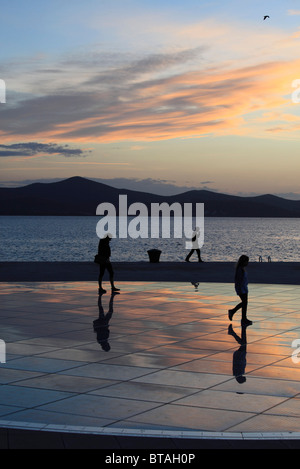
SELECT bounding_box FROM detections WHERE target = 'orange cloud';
[1,54,300,145]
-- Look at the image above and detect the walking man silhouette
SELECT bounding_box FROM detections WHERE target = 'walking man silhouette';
[185,227,203,262]
[97,234,120,294]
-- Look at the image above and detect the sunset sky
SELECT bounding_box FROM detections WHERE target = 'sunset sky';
[1,0,300,198]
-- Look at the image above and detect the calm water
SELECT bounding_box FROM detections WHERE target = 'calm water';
[0,216,299,262]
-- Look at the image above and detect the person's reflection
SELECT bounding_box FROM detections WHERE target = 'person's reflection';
[228,323,248,384]
[93,291,119,352]
[191,281,200,291]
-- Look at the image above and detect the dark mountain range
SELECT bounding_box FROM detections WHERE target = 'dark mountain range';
[0,176,299,217]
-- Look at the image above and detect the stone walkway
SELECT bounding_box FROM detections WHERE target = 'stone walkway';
[1,281,300,447]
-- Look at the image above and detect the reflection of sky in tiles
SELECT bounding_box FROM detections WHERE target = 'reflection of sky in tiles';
[1,281,300,433]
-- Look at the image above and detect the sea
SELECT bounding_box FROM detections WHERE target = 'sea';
[0,216,299,263]
[0,216,300,262]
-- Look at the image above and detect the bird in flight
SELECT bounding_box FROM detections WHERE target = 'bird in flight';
[263,15,270,20]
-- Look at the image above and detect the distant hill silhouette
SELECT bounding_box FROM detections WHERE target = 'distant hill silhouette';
[0,176,299,217]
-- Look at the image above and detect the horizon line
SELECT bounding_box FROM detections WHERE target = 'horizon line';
[0,175,300,201]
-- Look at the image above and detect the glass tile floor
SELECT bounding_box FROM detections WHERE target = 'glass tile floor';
[0,281,300,440]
